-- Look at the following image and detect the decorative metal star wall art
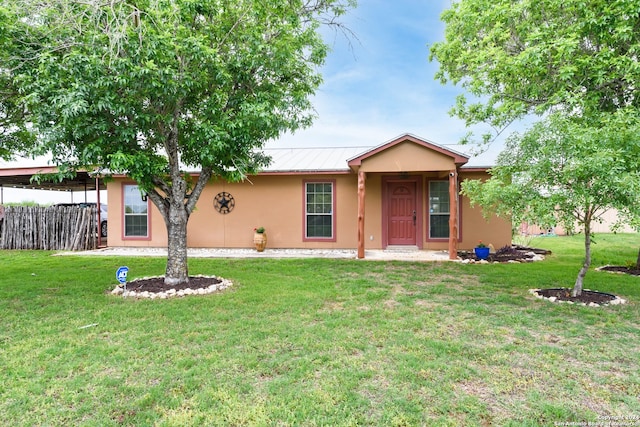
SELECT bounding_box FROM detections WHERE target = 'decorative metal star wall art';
[214,191,235,214]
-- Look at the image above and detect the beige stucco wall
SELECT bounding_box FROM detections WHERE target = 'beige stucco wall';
[107,180,168,247]
[188,174,359,248]
[362,173,383,248]
[107,174,360,249]
[457,171,512,250]
[106,171,512,251]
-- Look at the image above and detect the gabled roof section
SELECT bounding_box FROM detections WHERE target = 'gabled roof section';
[347,133,469,169]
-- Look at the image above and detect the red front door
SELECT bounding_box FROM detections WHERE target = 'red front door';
[388,181,417,245]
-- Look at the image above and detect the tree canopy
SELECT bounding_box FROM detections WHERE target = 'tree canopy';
[431,0,640,296]
[2,0,354,285]
[461,112,640,295]
[430,0,640,138]
[0,5,36,159]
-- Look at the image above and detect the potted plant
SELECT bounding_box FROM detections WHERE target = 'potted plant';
[253,227,267,252]
[474,241,490,260]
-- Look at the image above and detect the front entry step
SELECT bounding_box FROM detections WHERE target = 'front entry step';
[384,245,419,252]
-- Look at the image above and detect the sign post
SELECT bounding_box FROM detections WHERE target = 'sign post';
[116,266,129,295]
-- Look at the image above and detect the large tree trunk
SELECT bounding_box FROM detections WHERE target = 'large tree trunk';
[162,111,192,287]
[146,161,213,287]
[152,110,213,287]
[165,201,189,286]
[572,223,592,297]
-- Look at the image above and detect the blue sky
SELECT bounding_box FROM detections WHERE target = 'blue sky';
[270,0,478,149]
[2,0,498,203]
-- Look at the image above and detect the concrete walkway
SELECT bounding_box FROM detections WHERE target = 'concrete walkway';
[61,246,454,262]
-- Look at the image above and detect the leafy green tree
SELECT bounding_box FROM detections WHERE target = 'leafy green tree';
[0,5,37,159]
[430,0,640,141]
[462,113,640,296]
[431,0,640,295]
[2,0,354,285]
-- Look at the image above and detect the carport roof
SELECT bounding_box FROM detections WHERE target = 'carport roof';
[0,164,104,192]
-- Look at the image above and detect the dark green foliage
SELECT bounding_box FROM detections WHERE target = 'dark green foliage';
[1,0,355,283]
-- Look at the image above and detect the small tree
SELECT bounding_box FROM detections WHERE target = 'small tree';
[431,0,640,295]
[461,113,640,296]
[3,0,354,286]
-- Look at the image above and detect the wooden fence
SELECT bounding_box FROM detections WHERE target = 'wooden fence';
[0,205,99,251]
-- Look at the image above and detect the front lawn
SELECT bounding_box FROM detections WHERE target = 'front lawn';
[1,234,638,426]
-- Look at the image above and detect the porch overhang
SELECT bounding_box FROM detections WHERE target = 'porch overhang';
[349,134,467,260]
[347,133,469,172]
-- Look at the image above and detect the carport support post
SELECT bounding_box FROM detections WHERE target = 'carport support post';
[96,177,103,247]
[357,170,366,259]
[448,170,458,260]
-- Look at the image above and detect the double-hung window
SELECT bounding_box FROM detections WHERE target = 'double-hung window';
[429,181,450,239]
[305,181,335,240]
[123,184,149,238]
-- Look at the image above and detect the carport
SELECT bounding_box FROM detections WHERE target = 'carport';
[0,165,107,247]
[0,165,104,198]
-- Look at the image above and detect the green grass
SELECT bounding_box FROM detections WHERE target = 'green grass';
[1,234,639,426]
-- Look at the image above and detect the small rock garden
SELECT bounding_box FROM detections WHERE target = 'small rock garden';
[457,244,550,264]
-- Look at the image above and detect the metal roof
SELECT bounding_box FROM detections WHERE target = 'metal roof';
[262,146,370,172]
[0,163,104,192]
[262,139,495,173]
[446,144,499,169]
[0,137,495,190]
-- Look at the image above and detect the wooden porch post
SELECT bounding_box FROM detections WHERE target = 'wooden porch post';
[357,170,366,259]
[448,170,458,260]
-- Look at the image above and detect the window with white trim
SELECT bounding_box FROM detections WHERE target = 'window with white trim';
[124,184,149,237]
[305,182,334,239]
[429,181,449,239]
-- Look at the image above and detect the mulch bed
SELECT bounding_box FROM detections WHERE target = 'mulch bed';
[124,276,222,293]
[457,246,628,306]
[534,288,618,305]
[458,245,552,262]
[598,266,640,276]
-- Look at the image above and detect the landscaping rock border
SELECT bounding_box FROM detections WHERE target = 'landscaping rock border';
[459,250,546,264]
[110,275,233,299]
[529,288,627,307]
